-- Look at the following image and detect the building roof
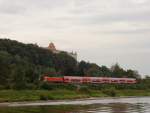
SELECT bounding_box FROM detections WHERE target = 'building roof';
[48,42,57,51]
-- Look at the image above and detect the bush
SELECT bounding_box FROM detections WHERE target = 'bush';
[79,86,90,93]
[40,82,54,90]
[102,88,117,97]
[40,94,48,100]
[0,85,5,90]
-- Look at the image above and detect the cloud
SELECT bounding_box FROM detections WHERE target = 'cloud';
[0,0,27,14]
[0,0,150,76]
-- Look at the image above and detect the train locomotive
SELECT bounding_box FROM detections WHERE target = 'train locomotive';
[43,76,137,84]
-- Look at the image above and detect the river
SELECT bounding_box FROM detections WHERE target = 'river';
[0,97,150,113]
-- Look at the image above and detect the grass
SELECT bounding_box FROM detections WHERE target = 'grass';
[0,89,105,102]
[0,89,150,102]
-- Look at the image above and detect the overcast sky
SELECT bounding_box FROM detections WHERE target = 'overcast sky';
[0,0,150,76]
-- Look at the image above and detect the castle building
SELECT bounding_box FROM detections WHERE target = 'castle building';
[47,42,77,60]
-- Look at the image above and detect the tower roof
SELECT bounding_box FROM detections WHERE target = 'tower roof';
[48,42,57,51]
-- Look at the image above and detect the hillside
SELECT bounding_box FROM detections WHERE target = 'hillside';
[0,39,140,89]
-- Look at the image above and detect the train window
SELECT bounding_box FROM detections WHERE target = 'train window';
[103,79,109,81]
[65,78,69,81]
[92,79,100,82]
[71,79,81,83]
[111,80,118,82]
[119,80,126,83]
[120,80,125,82]
[127,80,133,83]
[83,79,90,81]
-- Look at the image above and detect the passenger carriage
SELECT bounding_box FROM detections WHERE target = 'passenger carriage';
[43,76,137,84]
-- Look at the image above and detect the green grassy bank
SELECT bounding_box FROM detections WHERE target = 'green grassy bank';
[0,89,150,102]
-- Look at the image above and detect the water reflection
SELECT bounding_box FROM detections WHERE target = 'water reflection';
[0,98,150,113]
[0,103,150,113]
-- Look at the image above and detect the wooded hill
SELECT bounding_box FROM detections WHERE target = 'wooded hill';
[0,39,140,89]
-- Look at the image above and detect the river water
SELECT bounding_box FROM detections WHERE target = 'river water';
[0,97,150,113]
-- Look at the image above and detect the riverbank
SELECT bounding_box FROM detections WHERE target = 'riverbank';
[0,89,150,102]
[0,97,150,113]
[0,96,150,107]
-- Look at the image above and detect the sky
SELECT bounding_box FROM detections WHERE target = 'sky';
[0,0,150,76]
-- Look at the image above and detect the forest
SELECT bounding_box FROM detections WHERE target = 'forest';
[0,39,147,90]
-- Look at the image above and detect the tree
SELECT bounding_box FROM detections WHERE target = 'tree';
[54,52,77,75]
[11,65,27,89]
[111,63,126,78]
[0,51,12,87]
[85,64,101,76]
[100,66,112,77]
[126,70,141,79]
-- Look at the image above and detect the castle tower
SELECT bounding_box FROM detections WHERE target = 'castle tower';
[47,42,77,60]
[48,42,57,51]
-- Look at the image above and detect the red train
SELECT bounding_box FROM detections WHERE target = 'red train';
[43,76,137,84]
